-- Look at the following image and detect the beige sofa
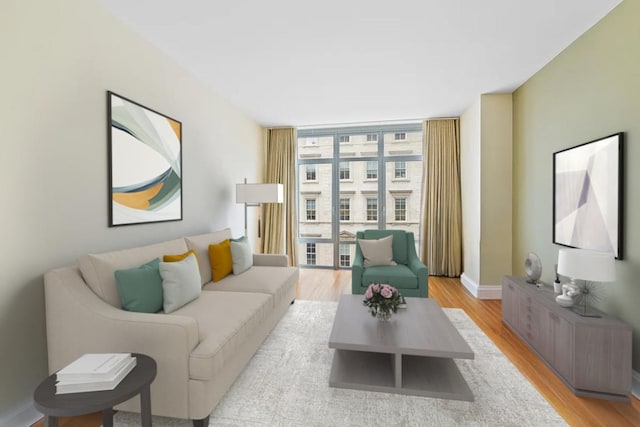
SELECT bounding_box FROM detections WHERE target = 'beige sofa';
[44,228,298,426]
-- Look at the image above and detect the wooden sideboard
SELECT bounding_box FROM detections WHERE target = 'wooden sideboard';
[502,275,632,401]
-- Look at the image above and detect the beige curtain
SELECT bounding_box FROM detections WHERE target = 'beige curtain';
[262,128,298,266]
[420,119,463,277]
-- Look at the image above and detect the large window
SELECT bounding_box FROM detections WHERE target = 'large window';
[297,124,423,268]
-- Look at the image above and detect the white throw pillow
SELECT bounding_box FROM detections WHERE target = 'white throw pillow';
[159,253,202,313]
[358,235,397,268]
[230,236,253,275]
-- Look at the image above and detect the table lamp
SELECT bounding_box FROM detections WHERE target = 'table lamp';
[556,248,615,317]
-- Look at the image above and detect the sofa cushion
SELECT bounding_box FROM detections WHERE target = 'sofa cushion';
[163,249,199,263]
[362,264,418,289]
[230,236,252,275]
[159,253,202,313]
[209,240,233,282]
[170,291,272,380]
[114,258,164,313]
[78,238,189,308]
[203,265,298,308]
[185,229,232,285]
[362,229,409,264]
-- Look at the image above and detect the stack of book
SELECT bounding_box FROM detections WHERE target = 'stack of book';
[55,353,136,394]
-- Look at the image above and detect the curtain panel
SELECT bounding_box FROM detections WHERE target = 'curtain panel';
[262,128,298,266]
[420,119,463,277]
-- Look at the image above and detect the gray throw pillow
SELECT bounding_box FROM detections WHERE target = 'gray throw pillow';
[230,236,253,275]
[159,253,202,313]
[358,235,397,268]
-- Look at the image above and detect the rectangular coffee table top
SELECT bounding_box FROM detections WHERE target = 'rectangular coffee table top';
[329,295,473,360]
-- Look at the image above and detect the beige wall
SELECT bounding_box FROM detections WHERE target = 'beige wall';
[513,0,640,370]
[460,94,513,296]
[0,0,264,420]
[460,100,481,284]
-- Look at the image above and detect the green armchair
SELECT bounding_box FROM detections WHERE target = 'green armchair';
[352,230,428,298]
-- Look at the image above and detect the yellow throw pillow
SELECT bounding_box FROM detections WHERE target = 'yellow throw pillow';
[163,249,199,263]
[209,240,232,282]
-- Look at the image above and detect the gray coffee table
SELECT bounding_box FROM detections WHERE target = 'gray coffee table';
[328,295,474,401]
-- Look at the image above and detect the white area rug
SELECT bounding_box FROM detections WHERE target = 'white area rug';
[113,300,566,426]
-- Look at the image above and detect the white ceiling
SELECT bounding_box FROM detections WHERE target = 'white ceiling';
[99,0,621,127]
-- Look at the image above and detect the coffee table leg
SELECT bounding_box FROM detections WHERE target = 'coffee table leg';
[44,416,58,427]
[102,407,113,427]
[394,353,402,388]
[140,384,152,427]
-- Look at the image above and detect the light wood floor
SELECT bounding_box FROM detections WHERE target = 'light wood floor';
[34,270,640,427]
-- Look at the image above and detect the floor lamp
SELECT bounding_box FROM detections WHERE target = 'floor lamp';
[236,179,284,237]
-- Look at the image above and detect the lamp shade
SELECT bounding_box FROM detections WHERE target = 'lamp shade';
[557,248,615,282]
[236,183,283,204]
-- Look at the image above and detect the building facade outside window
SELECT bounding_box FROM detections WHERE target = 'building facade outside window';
[366,134,378,142]
[339,135,350,143]
[394,132,406,141]
[395,197,407,221]
[306,199,316,221]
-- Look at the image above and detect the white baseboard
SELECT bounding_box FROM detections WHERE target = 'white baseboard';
[460,273,502,300]
[0,398,41,427]
[633,370,640,399]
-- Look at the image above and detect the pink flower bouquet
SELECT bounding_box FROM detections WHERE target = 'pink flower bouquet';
[363,283,402,321]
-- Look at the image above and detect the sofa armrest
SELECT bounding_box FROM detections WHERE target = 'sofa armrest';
[44,266,199,373]
[253,253,288,267]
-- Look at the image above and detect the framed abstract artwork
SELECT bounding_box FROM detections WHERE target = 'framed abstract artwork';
[107,91,182,226]
[553,132,623,259]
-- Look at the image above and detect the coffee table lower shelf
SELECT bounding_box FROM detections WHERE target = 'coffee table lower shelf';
[329,349,474,402]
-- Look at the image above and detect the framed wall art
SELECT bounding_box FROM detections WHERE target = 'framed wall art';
[553,132,623,259]
[107,91,182,226]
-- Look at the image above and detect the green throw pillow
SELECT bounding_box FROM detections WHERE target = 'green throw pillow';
[159,253,202,313]
[114,258,164,313]
[230,236,253,275]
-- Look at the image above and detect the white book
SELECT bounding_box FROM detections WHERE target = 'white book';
[56,357,136,394]
[57,353,132,382]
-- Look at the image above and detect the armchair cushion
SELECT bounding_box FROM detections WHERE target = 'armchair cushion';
[362,265,418,289]
[357,235,397,267]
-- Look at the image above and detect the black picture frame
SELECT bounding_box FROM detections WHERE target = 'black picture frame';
[107,91,183,227]
[552,132,623,259]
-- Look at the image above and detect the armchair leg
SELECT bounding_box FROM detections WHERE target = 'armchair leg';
[193,415,209,427]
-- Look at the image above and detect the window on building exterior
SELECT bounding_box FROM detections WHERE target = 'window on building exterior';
[306,243,316,265]
[366,198,378,221]
[395,197,407,221]
[366,161,377,180]
[339,162,351,180]
[394,132,406,141]
[366,134,378,142]
[339,244,351,267]
[306,199,316,221]
[339,135,350,143]
[305,164,317,181]
[394,161,407,179]
[339,198,350,221]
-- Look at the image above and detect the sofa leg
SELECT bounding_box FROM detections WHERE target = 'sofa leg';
[291,299,295,305]
[192,415,209,427]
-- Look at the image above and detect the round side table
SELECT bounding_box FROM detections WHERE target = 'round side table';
[34,353,157,427]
